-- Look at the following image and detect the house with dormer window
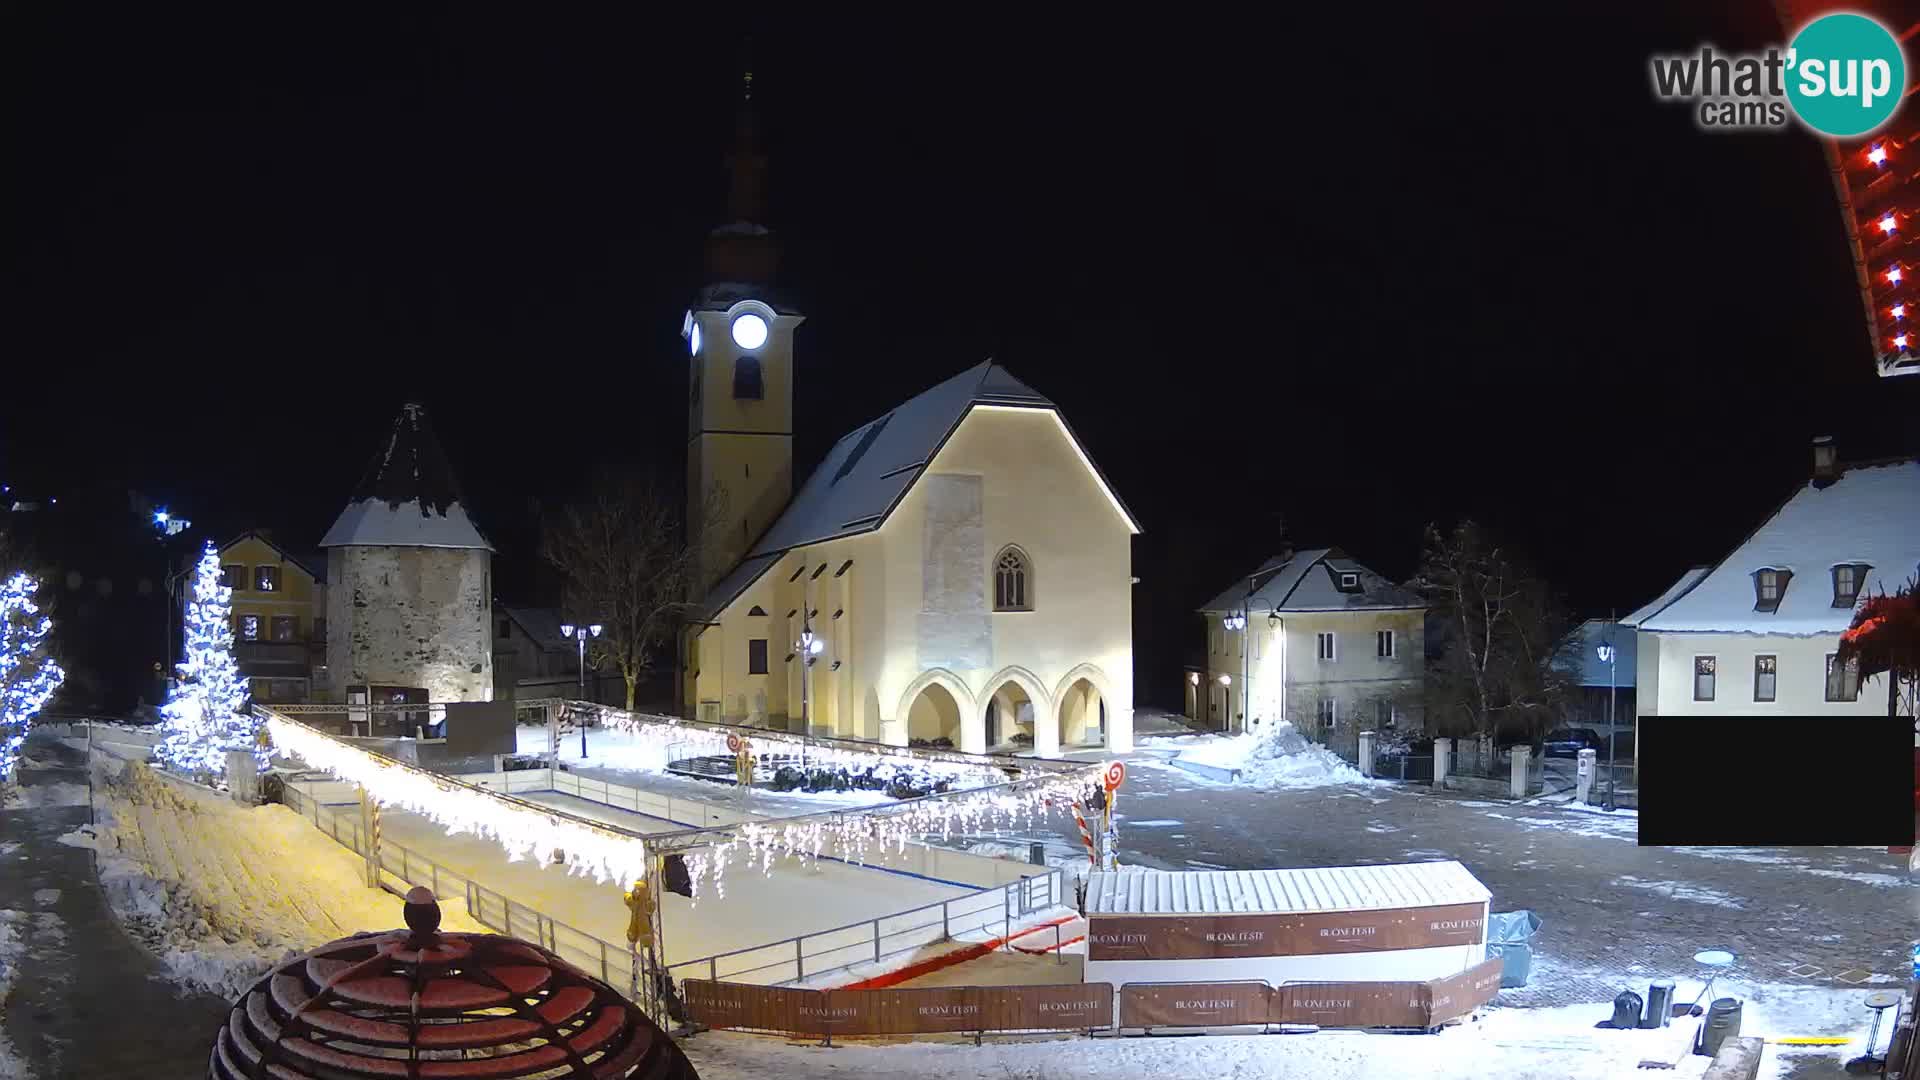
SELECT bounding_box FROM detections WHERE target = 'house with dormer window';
[1193,547,1425,756]
[1624,437,1920,720]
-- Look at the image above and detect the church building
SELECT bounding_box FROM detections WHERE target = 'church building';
[680,77,1140,757]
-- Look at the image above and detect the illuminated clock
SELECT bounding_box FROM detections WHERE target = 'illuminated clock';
[689,321,702,356]
[730,312,769,351]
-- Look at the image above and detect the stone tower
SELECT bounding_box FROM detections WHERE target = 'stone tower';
[684,67,805,598]
[320,403,493,702]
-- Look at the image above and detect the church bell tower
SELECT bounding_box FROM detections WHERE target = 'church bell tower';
[686,66,803,598]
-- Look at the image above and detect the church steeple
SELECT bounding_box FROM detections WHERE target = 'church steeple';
[686,53,803,601]
[704,52,779,285]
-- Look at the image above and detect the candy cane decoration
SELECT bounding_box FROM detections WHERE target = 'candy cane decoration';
[1071,800,1098,865]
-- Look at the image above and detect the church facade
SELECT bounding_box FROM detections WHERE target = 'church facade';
[678,78,1138,757]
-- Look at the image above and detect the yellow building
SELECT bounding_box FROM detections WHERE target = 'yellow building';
[207,530,327,703]
[1196,547,1425,758]
[676,79,1141,757]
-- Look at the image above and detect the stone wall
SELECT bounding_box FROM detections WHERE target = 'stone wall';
[325,546,492,702]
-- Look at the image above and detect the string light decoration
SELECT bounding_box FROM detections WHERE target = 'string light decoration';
[266,714,654,887]
[155,542,261,776]
[677,767,1100,902]
[1,571,65,782]
[585,704,1024,792]
[1779,0,1920,378]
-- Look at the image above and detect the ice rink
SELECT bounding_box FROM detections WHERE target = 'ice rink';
[286,776,976,975]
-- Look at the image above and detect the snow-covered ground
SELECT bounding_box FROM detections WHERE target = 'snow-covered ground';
[0,906,29,1078]
[60,753,487,1001]
[1145,722,1378,790]
[680,969,1877,1080]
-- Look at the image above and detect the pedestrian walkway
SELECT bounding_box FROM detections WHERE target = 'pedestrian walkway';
[0,736,229,1079]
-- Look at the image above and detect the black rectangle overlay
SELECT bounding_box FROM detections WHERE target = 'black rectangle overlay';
[1637,716,1915,847]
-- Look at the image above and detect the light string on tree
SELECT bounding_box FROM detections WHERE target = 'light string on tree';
[267,714,653,886]
[155,543,264,776]
[0,571,66,782]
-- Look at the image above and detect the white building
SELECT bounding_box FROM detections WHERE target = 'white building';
[678,79,1140,757]
[1625,439,1919,723]
[1193,547,1425,754]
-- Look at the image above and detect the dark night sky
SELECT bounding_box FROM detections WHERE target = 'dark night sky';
[5,6,1919,709]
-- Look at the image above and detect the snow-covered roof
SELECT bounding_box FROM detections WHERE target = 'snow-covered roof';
[1637,459,1920,636]
[319,403,493,551]
[1620,567,1711,628]
[1198,548,1422,614]
[1085,861,1491,916]
[691,361,1139,624]
[1557,619,1636,688]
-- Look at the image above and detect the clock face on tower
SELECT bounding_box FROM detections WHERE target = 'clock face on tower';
[689,322,702,356]
[730,312,768,350]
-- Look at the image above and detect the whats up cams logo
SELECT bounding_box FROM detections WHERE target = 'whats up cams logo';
[1651,12,1907,136]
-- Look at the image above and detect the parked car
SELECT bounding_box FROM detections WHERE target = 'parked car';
[1541,727,1604,758]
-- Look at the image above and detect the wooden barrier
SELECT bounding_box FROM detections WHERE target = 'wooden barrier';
[683,980,1112,1037]
[683,957,1502,1039]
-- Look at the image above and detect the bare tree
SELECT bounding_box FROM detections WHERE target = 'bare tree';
[540,469,723,712]
[1413,521,1578,751]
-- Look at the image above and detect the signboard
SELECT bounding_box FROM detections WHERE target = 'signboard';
[1088,903,1487,961]
[1118,981,1271,1028]
[682,981,1112,1036]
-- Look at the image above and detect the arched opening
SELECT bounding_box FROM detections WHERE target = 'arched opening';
[906,682,963,748]
[981,681,1037,752]
[1057,677,1107,749]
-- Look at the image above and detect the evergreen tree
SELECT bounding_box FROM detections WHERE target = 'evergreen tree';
[156,542,263,776]
[1,571,65,783]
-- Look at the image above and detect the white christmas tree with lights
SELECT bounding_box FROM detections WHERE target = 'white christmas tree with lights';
[1,571,66,784]
[156,542,264,777]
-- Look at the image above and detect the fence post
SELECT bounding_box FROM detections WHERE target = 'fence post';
[1357,730,1375,778]
[795,938,805,982]
[874,920,882,963]
[1433,738,1451,788]
[1509,745,1531,800]
[942,901,950,941]
[1003,885,1011,949]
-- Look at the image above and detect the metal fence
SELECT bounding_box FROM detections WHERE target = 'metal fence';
[279,780,659,1009]
[666,868,1065,987]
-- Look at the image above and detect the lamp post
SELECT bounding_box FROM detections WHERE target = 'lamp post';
[559,622,601,758]
[1222,609,1247,733]
[796,622,824,735]
[1597,638,1618,812]
[153,508,190,701]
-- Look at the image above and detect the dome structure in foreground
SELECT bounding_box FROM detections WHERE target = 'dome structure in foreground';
[209,887,696,1080]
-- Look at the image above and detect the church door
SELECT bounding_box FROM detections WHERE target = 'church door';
[985,700,1000,747]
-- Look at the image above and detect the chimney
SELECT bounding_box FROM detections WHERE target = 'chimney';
[1811,435,1839,488]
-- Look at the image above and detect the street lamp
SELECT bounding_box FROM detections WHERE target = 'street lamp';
[153,508,190,700]
[559,622,602,758]
[1596,638,1617,812]
[796,624,824,733]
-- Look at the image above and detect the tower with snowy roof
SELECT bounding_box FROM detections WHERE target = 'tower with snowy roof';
[319,402,494,704]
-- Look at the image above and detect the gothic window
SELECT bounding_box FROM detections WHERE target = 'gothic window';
[993,546,1032,611]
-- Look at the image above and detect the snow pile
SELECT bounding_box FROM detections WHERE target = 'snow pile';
[0,907,29,1079]
[61,754,485,1002]
[1174,723,1375,789]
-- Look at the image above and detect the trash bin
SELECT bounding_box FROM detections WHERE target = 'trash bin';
[1696,998,1742,1057]
[1485,910,1542,988]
